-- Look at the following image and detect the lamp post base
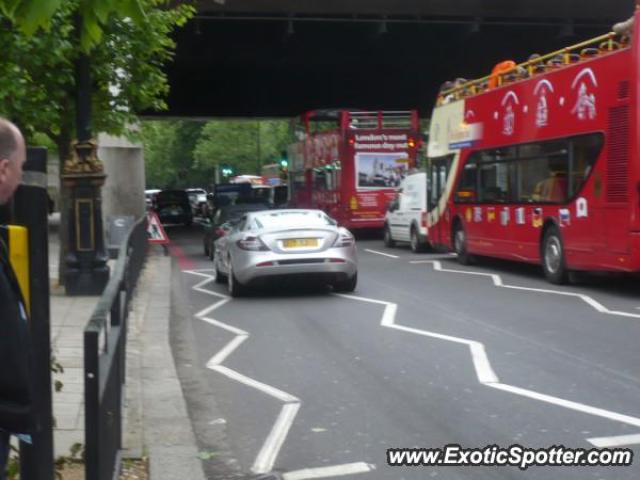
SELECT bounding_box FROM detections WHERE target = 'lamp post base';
[62,141,110,296]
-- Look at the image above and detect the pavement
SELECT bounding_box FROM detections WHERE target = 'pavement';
[48,214,207,479]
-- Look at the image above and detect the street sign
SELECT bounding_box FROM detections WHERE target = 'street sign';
[147,211,169,244]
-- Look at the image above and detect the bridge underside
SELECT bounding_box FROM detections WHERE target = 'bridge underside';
[160,0,633,118]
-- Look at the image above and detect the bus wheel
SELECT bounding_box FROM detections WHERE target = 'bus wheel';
[542,226,568,284]
[384,225,396,248]
[453,223,473,265]
[410,227,426,253]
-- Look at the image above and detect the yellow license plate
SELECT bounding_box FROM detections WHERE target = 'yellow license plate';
[283,238,318,248]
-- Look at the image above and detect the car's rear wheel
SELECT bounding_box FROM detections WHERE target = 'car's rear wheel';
[334,273,357,293]
[410,227,426,253]
[227,264,247,297]
[214,253,226,284]
[383,225,395,248]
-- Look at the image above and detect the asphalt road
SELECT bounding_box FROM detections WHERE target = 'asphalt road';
[166,223,640,480]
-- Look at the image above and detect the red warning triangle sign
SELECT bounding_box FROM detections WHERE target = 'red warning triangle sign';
[147,211,170,245]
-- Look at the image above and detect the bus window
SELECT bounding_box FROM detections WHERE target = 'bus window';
[455,161,478,203]
[429,155,454,209]
[331,162,342,190]
[570,133,604,197]
[517,141,569,203]
[291,172,305,193]
[313,169,328,191]
[479,162,510,203]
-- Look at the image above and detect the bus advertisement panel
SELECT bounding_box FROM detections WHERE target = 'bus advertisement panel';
[425,14,638,283]
[289,110,420,229]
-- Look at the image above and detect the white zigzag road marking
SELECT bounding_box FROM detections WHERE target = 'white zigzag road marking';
[587,433,640,448]
[410,260,640,320]
[184,270,373,477]
[185,270,300,474]
[283,462,376,480]
[336,291,640,447]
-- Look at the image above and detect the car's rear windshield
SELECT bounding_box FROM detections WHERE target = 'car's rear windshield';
[157,191,188,203]
[253,211,333,229]
[158,190,187,200]
[223,205,269,222]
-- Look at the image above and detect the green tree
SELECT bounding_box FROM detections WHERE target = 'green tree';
[0,0,194,284]
[0,0,146,50]
[194,120,291,177]
[0,0,194,156]
[141,120,179,188]
[142,119,206,189]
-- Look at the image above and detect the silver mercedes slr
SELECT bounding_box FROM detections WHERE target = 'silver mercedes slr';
[213,209,358,296]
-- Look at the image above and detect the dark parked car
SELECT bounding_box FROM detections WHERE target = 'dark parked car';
[154,190,193,226]
[203,203,271,258]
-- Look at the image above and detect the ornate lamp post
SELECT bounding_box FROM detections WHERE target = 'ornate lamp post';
[62,48,110,295]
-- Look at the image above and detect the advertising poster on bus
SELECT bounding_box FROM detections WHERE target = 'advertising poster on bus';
[356,152,409,189]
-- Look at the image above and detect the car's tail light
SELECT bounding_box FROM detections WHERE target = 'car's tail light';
[421,211,428,228]
[256,261,275,267]
[328,258,346,263]
[237,236,269,251]
[215,228,226,237]
[333,232,355,247]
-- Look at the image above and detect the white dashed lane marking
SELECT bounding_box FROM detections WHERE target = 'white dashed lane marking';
[364,249,399,259]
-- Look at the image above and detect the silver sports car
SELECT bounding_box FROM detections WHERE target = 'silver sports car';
[213,209,358,296]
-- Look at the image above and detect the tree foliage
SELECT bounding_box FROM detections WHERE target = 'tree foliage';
[0,0,194,154]
[194,120,291,177]
[0,0,146,51]
[142,119,292,189]
[141,119,206,189]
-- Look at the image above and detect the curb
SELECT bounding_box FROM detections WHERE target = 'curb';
[138,249,207,480]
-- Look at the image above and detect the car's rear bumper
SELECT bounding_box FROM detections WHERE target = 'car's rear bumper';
[234,247,357,285]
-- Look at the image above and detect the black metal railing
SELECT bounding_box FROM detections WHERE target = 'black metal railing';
[84,216,148,480]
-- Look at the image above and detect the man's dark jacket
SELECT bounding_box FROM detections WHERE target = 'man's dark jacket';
[0,237,33,433]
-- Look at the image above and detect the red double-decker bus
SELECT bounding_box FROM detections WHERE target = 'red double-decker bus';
[426,9,639,283]
[288,109,420,229]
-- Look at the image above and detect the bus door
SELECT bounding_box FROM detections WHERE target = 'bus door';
[427,155,454,247]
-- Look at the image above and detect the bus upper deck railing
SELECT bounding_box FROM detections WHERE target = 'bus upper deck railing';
[437,31,626,106]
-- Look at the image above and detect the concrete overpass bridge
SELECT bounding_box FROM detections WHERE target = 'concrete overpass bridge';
[162,0,634,117]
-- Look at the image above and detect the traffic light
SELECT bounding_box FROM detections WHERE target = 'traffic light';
[221,165,234,176]
[279,150,288,169]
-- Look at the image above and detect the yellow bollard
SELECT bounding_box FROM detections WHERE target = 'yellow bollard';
[0,225,30,315]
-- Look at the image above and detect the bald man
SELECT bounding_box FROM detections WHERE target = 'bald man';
[0,118,32,480]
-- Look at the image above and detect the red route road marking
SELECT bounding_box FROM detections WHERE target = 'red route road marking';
[168,243,196,271]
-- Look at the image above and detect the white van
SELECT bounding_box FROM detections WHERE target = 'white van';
[383,172,429,252]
